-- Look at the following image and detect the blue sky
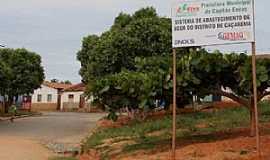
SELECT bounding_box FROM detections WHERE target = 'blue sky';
[0,0,270,82]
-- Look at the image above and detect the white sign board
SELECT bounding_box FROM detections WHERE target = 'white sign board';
[172,0,255,48]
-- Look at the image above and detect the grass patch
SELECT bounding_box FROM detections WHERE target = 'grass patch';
[123,142,155,153]
[83,116,172,149]
[123,136,168,153]
[82,101,270,158]
[259,101,270,123]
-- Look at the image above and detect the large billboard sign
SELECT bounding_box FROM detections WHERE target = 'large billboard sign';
[172,0,255,48]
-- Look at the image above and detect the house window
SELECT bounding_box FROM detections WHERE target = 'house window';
[68,94,74,102]
[37,94,42,102]
[47,94,52,102]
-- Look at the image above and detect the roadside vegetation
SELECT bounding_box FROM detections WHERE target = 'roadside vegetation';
[82,102,270,159]
[75,6,270,160]
[78,7,270,136]
[0,48,44,113]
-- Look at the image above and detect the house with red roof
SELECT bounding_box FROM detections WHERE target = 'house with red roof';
[60,83,93,111]
[31,81,72,111]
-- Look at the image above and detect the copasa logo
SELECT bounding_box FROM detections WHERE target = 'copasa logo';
[218,32,251,41]
[176,3,200,17]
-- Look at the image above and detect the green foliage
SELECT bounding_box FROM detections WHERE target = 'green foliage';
[78,6,270,119]
[77,7,172,80]
[50,79,72,84]
[78,7,181,118]
[0,48,44,112]
[89,70,169,113]
[177,50,270,103]
[62,80,72,84]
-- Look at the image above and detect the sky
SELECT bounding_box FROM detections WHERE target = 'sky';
[0,0,270,83]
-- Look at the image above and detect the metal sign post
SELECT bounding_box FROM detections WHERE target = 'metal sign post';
[172,48,177,160]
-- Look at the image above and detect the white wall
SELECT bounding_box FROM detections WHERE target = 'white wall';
[32,85,58,103]
[60,91,83,110]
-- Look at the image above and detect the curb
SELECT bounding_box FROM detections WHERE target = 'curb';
[0,113,42,121]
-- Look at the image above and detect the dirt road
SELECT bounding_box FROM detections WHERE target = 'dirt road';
[0,112,105,160]
[0,136,52,160]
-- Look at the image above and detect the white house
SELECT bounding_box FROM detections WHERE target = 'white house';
[60,83,90,111]
[32,85,58,103]
[31,81,72,111]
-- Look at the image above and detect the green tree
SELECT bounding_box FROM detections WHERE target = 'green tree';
[77,7,172,82]
[177,50,270,136]
[78,6,270,137]
[77,7,191,119]
[0,48,45,113]
[50,79,72,84]
[62,80,72,84]
[50,79,59,83]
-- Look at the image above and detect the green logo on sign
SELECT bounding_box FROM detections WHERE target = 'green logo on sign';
[176,3,200,17]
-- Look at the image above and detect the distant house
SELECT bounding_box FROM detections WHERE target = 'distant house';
[31,81,72,111]
[61,83,92,111]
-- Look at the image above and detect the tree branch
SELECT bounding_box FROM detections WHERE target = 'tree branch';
[258,91,270,101]
[210,89,249,108]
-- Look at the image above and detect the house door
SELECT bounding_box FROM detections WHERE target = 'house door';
[57,94,61,110]
[79,95,85,108]
[22,96,32,111]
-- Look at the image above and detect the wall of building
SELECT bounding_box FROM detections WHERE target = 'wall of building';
[31,85,58,111]
[32,85,58,103]
[62,102,80,111]
[31,103,58,111]
[60,91,84,110]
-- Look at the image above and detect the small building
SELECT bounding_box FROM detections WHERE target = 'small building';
[31,81,72,111]
[60,83,90,111]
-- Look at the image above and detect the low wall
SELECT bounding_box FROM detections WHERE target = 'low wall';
[84,104,104,113]
[62,102,103,113]
[31,103,57,111]
[62,102,79,111]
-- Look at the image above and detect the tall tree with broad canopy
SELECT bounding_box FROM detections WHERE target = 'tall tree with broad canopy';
[178,50,270,136]
[0,48,45,113]
[77,7,190,120]
[77,7,270,136]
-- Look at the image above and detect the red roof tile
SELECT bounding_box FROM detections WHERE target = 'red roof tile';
[64,83,85,92]
[43,81,72,90]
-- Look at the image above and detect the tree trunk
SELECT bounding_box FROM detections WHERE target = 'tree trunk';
[4,96,8,113]
[250,99,256,137]
[2,100,5,114]
[4,96,13,114]
[4,102,9,113]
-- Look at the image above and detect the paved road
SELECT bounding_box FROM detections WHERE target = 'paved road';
[0,112,105,160]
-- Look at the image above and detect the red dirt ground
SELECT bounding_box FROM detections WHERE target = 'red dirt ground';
[118,125,270,160]
[83,102,269,160]
[97,115,132,128]
[79,124,270,160]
